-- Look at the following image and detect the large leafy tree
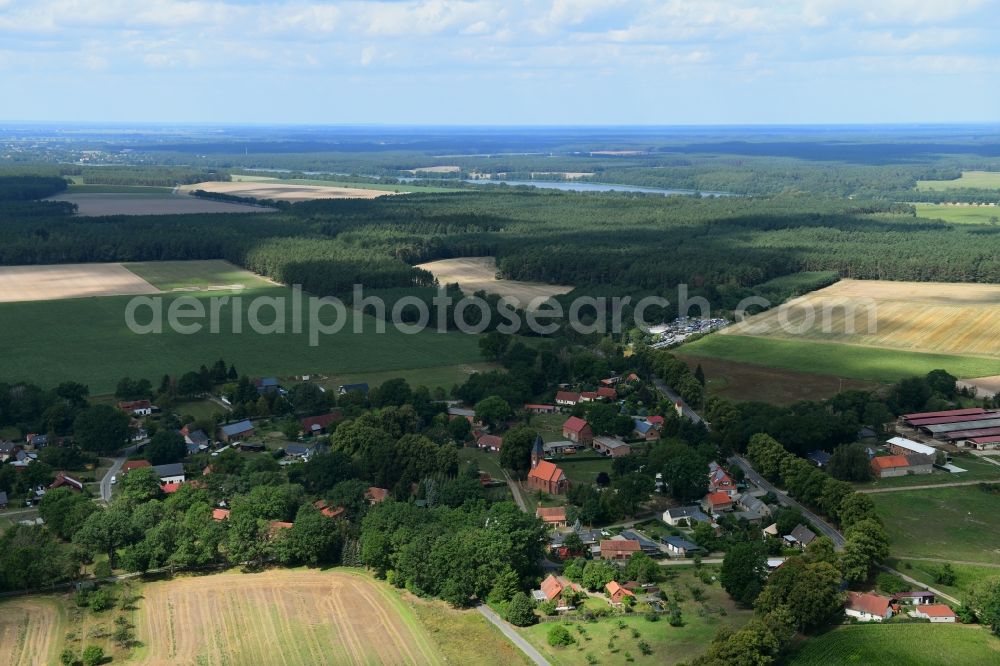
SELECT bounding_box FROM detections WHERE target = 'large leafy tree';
[841,518,889,584]
[499,426,537,476]
[73,405,131,455]
[145,430,186,466]
[720,541,768,606]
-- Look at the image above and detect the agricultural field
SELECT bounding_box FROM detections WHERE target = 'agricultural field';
[721,279,1000,359]
[871,485,1000,564]
[677,355,876,404]
[681,334,1000,383]
[123,259,276,292]
[0,286,483,394]
[914,203,1000,225]
[788,624,1000,665]
[916,170,1000,190]
[416,256,574,307]
[0,597,66,666]
[319,362,500,394]
[180,180,397,201]
[133,569,444,665]
[0,263,159,303]
[48,191,271,215]
[519,568,752,666]
[960,374,1000,398]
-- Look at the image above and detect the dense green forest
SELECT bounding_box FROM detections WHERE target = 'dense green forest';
[1,179,998,317]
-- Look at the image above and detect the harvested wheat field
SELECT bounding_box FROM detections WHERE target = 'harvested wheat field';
[180,180,395,201]
[417,256,574,307]
[0,598,65,666]
[0,263,160,303]
[134,569,444,666]
[725,279,1000,358]
[959,375,1000,398]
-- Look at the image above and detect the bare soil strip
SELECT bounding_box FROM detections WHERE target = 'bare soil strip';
[0,263,160,303]
[180,181,395,201]
[416,256,574,307]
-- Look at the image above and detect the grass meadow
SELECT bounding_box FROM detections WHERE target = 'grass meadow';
[914,203,1000,225]
[124,260,276,291]
[788,624,1000,665]
[680,335,1000,382]
[519,568,752,666]
[916,170,1000,190]
[871,485,1000,564]
[885,558,1000,599]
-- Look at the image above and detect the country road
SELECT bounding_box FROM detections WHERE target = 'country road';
[858,479,1000,494]
[477,604,552,666]
[651,376,707,428]
[100,443,142,502]
[729,455,846,549]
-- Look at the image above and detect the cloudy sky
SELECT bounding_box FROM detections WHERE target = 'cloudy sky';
[0,0,998,125]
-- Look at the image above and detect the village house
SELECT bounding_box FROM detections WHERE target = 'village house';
[702,491,733,514]
[807,450,832,467]
[632,419,661,441]
[663,505,713,527]
[910,604,957,623]
[662,535,702,558]
[255,377,281,395]
[579,391,599,403]
[762,523,779,538]
[183,427,210,453]
[153,463,186,485]
[893,591,935,605]
[447,406,477,424]
[562,416,594,445]
[600,376,621,386]
[212,508,230,521]
[49,472,84,493]
[871,454,933,479]
[592,436,631,458]
[708,465,738,497]
[476,433,503,452]
[536,506,568,528]
[524,403,557,414]
[605,581,636,607]
[555,391,581,407]
[299,411,342,436]
[313,500,346,519]
[600,539,641,561]
[0,440,18,463]
[596,386,618,401]
[338,383,369,396]
[786,524,817,549]
[118,399,153,416]
[219,419,255,443]
[365,487,389,504]
[845,592,893,622]
[532,574,581,611]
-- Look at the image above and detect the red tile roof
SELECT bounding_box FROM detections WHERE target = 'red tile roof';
[524,404,555,410]
[313,499,345,519]
[50,473,84,492]
[601,539,641,554]
[919,604,956,619]
[847,591,891,617]
[562,416,589,433]
[477,434,503,449]
[705,491,732,507]
[212,508,230,521]
[300,411,342,432]
[555,391,580,403]
[118,400,151,411]
[646,415,664,425]
[365,487,389,503]
[528,460,566,484]
[536,506,567,523]
[122,460,152,474]
[605,581,635,598]
[160,482,182,494]
[872,455,910,470]
[540,574,564,601]
[596,387,617,399]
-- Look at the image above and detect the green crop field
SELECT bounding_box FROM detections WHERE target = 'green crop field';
[124,260,276,291]
[0,287,483,394]
[916,170,1000,190]
[789,624,1000,665]
[914,203,1000,225]
[680,335,1000,383]
[872,486,1000,564]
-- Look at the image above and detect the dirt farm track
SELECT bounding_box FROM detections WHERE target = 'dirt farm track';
[133,570,444,666]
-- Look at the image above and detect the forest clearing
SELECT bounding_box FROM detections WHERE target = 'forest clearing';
[416,256,574,306]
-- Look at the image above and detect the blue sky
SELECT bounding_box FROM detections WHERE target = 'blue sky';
[0,0,998,125]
